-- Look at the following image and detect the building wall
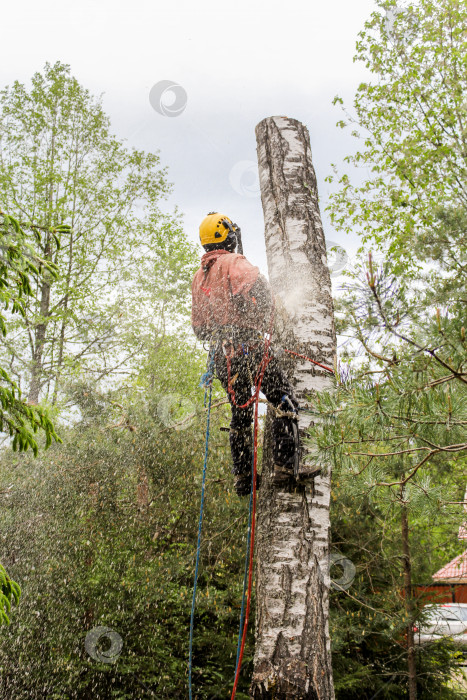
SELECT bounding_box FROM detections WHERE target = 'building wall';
[414,584,467,604]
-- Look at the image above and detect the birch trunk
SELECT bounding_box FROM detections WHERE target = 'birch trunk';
[252,116,336,699]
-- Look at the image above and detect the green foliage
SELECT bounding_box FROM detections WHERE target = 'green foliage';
[0,62,197,405]
[0,564,20,625]
[0,369,59,454]
[0,211,61,453]
[0,211,58,326]
[329,485,462,699]
[0,340,253,698]
[310,253,466,505]
[316,309,466,698]
[319,0,467,695]
[328,0,467,276]
[0,209,62,629]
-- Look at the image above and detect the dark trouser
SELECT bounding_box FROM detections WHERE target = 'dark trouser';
[215,344,297,476]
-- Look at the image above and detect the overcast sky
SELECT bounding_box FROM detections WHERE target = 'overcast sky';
[1,0,379,277]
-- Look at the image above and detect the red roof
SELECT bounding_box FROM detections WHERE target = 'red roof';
[433,549,467,582]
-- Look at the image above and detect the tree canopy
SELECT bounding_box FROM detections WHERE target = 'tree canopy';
[311,0,467,696]
[1,2,466,695]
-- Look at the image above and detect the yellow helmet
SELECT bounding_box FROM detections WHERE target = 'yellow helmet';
[199,212,234,247]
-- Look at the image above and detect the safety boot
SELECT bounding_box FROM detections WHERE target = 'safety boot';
[272,395,299,485]
[272,395,321,485]
[272,415,298,485]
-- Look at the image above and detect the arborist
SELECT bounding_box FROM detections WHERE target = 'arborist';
[192,212,320,497]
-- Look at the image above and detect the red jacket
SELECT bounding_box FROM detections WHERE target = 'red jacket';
[192,250,269,340]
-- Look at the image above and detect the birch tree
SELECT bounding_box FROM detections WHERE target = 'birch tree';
[252,116,336,699]
[0,62,195,405]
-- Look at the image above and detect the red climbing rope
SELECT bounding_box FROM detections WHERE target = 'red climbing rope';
[282,348,334,375]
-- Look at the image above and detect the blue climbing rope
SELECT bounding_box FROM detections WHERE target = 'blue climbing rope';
[188,349,215,700]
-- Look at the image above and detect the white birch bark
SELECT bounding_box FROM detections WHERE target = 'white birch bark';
[251,116,336,699]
